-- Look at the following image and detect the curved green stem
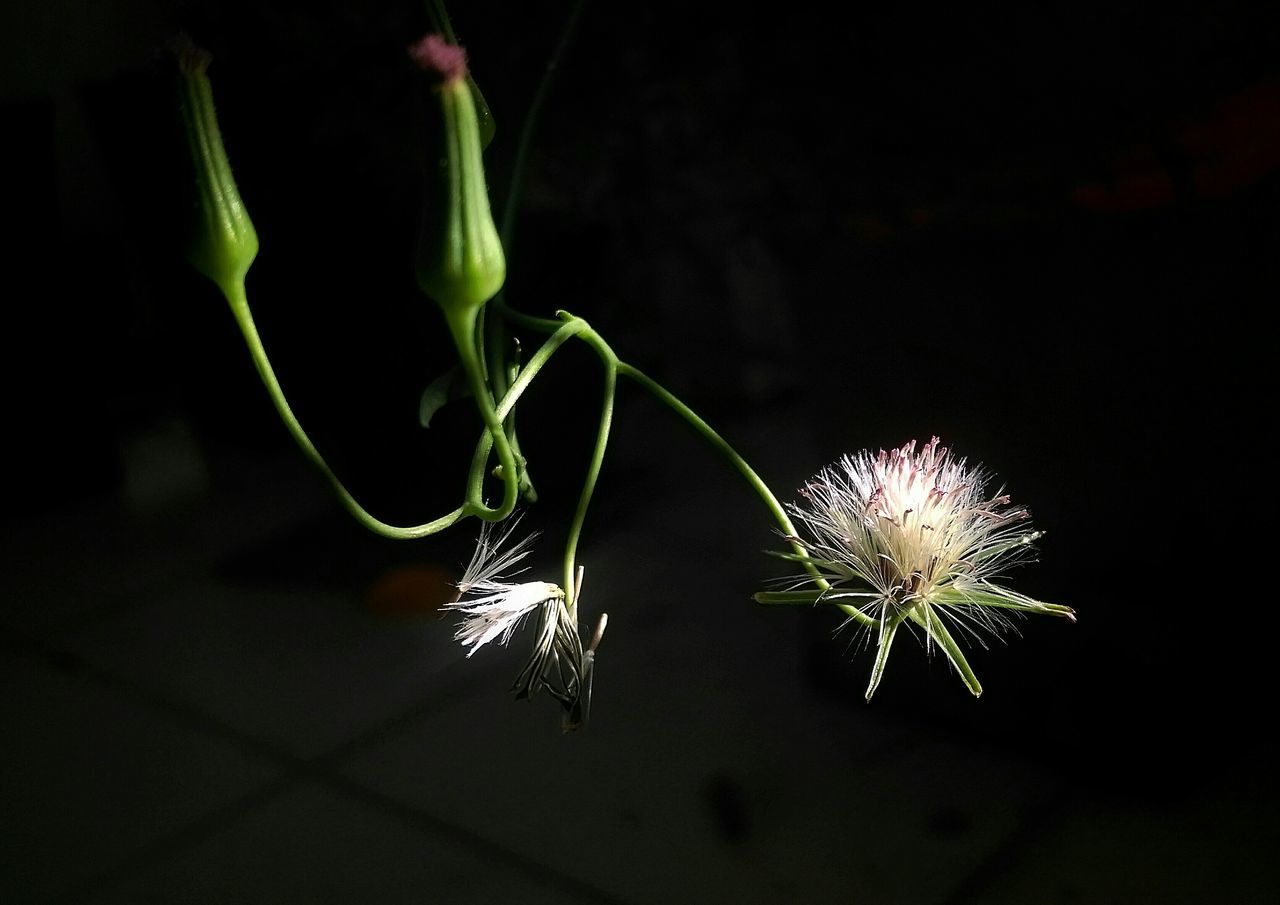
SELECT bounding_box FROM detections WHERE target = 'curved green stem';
[476,0,592,505]
[464,317,587,494]
[447,309,520,521]
[498,319,587,417]
[483,308,872,626]
[498,0,592,252]
[423,0,457,43]
[615,361,875,629]
[225,282,464,538]
[455,313,615,604]
[563,352,617,605]
[492,298,563,334]
[483,305,509,399]
[755,590,880,606]
[422,1,494,150]
[616,363,790,531]
[482,312,536,502]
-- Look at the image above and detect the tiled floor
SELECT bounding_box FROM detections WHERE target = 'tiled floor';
[2,409,1274,904]
[1,652,280,902]
[77,781,604,905]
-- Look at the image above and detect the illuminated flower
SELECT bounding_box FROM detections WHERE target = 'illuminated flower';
[445,521,607,730]
[763,438,1074,700]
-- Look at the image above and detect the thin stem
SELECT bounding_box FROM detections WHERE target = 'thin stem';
[422,1,494,148]
[483,317,535,502]
[754,590,828,605]
[616,361,875,628]
[484,304,508,396]
[755,590,880,605]
[481,0,591,461]
[563,360,617,605]
[493,298,563,334]
[423,0,457,43]
[498,319,586,417]
[447,309,520,521]
[616,364,789,530]
[484,311,874,628]
[225,282,464,538]
[505,389,537,503]
[460,312,614,604]
[498,0,592,251]
[464,317,586,492]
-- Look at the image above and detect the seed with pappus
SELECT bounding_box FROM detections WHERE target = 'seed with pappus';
[443,520,563,657]
[445,519,607,730]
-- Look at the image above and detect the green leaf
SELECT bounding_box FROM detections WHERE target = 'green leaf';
[418,364,471,428]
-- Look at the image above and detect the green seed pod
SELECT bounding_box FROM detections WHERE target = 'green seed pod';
[174,38,259,300]
[409,35,506,321]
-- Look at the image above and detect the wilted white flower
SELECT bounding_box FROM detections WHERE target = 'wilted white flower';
[765,437,1073,700]
[445,520,607,730]
[444,520,564,657]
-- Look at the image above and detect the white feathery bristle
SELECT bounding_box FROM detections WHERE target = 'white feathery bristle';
[791,437,1036,626]
[446,519,563,656]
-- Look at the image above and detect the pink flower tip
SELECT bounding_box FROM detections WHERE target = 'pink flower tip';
[408,34,468,84]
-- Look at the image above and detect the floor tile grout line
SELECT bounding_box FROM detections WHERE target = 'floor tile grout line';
[316,772,643,905]
[935,781,1073,905]
[26,514,342,646]
[7,470,340,645]
[45,775,302,905]
[34,589,169,646]
[13,561,242,649]
[34,628,502,772]
[30,644,631,905]
[307,669,499,766]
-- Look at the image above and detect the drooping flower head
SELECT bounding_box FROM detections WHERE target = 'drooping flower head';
[445,519,607,730]
[772,438,1074,700]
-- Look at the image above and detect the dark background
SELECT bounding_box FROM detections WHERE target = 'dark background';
[3,1,1276,902]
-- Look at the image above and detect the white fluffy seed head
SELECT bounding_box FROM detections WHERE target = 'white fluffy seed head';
[444,519,564,657]
[791,437,1035,611]
[445,580,564,656]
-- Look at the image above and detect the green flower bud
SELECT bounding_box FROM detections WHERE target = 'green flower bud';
[174,38,259,300]
[409,35,506,321]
